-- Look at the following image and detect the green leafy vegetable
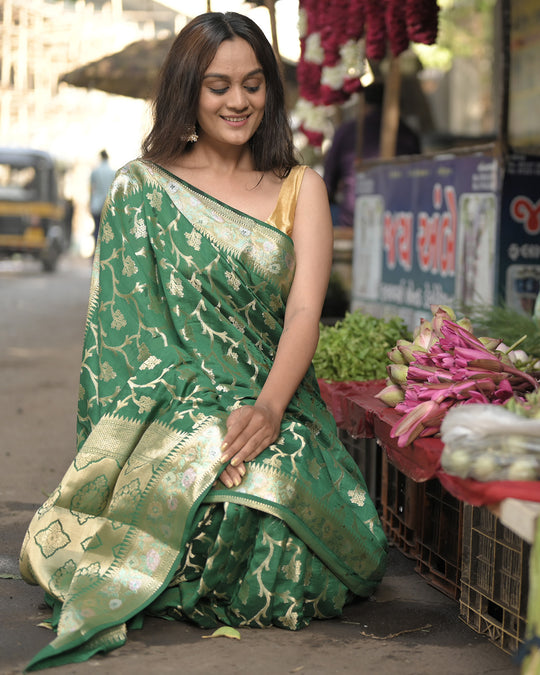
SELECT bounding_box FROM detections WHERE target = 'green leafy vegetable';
[313,310,412,382]
[465,304,540,359]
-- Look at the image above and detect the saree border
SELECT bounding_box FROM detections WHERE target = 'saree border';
[22,414,229,671]
[140,160,296,292]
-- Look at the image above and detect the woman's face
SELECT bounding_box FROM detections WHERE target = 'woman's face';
[197,37,266,148]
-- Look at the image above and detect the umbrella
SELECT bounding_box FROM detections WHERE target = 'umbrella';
[59,37,173,99]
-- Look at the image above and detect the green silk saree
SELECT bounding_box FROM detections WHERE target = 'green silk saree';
[19,160,387,671]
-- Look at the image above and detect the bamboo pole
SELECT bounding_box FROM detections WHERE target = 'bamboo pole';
[379,54,402,159]
[263,0,285,79]
[355,89,366,166]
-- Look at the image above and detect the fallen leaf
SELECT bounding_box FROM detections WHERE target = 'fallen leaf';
[201,626,241,640]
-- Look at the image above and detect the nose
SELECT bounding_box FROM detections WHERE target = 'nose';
[226,85,248,111]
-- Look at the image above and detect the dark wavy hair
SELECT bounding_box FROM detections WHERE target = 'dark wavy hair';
[141,12,298,177]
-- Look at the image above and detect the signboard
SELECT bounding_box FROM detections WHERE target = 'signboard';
[500,154,540,314]
[352,154,499,329]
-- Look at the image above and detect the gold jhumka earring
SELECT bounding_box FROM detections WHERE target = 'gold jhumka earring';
[184,125,198,143]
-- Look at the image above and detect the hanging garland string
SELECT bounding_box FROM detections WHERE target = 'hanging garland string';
[295,0,440,147]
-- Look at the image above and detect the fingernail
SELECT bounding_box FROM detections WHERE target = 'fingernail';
[230,458,238,467]
[220,455,229,464]
[233,478,241,487]
[239,465,246,476]
[223,478,233,488]
[221,442,228,450]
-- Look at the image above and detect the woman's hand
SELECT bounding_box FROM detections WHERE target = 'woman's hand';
[219,403,281,488]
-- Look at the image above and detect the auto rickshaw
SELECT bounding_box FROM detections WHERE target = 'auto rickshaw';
[0,147,70,271]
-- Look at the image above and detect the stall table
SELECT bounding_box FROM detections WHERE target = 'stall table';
[319,378,540,660]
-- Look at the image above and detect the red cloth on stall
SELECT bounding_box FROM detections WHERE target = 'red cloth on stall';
[318,379,385,432]
[318,378,540,505]
[437,471,540,506]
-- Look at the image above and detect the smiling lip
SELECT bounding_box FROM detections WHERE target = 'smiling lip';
[221,115,250,125]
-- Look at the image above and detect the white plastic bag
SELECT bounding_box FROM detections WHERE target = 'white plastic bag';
[440,404,540,482]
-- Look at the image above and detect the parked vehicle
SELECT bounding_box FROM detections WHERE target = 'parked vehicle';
[0,147,71,271]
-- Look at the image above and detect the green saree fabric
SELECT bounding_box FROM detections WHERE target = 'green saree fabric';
[19,160,387,671]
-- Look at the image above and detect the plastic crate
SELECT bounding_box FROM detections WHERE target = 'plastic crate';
[459,504,531,654]
[338,430,381,510]
[379,452,423,559]
[415,479,463,601]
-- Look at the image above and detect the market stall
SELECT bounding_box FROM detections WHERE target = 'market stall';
[318,374,539,661]
[296,1,540,669]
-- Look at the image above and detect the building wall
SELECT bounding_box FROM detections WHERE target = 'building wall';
[0,0,181,255]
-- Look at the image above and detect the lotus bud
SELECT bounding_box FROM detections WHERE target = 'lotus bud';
[431,304,456,321]
[496,351,514,367]
[413,318,431,340]
[388,345,407,364]
[390,399,440,447]
[478,336,502,351]
[397,339,427,364]
[507,349,529,366]
[375,384,405,407]
[457,316,474,333]
[387,363,409,386]
[466,359,504,373]
[413,321,435,349]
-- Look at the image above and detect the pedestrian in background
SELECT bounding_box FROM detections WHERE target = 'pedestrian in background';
[324,82,421,228]
[89,149,115,246]
[20,12,387,671]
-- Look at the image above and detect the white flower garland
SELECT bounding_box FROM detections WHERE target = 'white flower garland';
[304,32,324,65]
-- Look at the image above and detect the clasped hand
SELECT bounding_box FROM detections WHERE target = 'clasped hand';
[219,403,281,488]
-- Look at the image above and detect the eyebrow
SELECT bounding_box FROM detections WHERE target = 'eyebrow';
[202,68,264,81]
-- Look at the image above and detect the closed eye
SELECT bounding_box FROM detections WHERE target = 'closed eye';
[209,85,261,95]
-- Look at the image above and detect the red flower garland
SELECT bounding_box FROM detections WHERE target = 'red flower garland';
[405,0,439,45]
[295,0,440,146]
[345,0,366,42]
[342,0,366,95]
[319,0,350,104]
[386,0,410,57]
[297,0,326,145]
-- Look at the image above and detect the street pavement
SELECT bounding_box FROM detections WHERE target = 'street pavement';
[0,255,520,674]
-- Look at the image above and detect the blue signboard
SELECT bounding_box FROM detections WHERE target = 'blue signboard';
[352,153,500,328]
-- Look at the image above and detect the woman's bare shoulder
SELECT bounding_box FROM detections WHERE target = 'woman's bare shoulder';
[297,166,326,194]
[296,166,329,207]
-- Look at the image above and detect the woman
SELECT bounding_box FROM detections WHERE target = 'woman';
[20,12,387,671]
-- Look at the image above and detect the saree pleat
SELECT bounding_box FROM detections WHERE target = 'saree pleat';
[146,502,352,630]
[19,160,387,671]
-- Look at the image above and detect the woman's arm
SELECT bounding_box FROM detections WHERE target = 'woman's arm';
[220,168,333,486]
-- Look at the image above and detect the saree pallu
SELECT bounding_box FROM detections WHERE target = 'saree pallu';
[19,160,387,671]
